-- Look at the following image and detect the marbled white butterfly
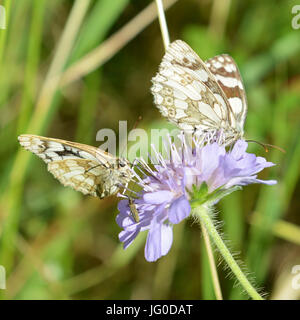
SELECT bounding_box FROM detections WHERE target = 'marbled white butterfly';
[18,134,134,198]
[151,40,247,146]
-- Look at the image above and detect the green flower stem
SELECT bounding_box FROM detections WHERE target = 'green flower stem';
[194,205,264,300]
[200,221,223,300]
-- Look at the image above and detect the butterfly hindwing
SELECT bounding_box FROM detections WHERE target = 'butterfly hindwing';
[205,54,247,129]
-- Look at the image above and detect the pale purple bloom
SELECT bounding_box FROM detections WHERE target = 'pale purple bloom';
[117,138,276,262]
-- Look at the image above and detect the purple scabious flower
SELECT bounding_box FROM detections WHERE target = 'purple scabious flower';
[117,137,276,262]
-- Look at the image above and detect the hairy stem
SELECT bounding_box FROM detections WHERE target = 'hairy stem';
[200,221,223,300]
[194,206,263,300]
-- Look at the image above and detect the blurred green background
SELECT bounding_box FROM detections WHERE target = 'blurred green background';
[0,0,299,300]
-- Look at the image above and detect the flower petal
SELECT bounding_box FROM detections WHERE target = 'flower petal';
[224,176,277,189]
[145,221,173,262]
[200,143,225,181]
[143,190,174,204]
[168,195,191,224]
[230,140,248,159]
[119,229,140,249]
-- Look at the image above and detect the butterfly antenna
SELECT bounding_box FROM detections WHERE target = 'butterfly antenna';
[262,143,286,153]
[246,140,285,153]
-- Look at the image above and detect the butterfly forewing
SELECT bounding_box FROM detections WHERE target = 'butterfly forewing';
[205,54,247,129]
[18,134,133,198]
[151,40,247,145]
[152,61,225,132]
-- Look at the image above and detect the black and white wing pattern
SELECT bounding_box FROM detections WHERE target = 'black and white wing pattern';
[151,40,246,145]
[205,54,247,131]
[18,134,133,198]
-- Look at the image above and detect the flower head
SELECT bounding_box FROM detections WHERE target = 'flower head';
[117,137,276,262]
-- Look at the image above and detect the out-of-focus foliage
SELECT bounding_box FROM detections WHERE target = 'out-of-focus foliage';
[0,0,299,300]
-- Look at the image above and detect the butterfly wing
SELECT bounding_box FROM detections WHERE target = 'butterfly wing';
[205,54,247,130]
[151,40,234,131]
[151,40,244,144]
[18,134,132,198]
